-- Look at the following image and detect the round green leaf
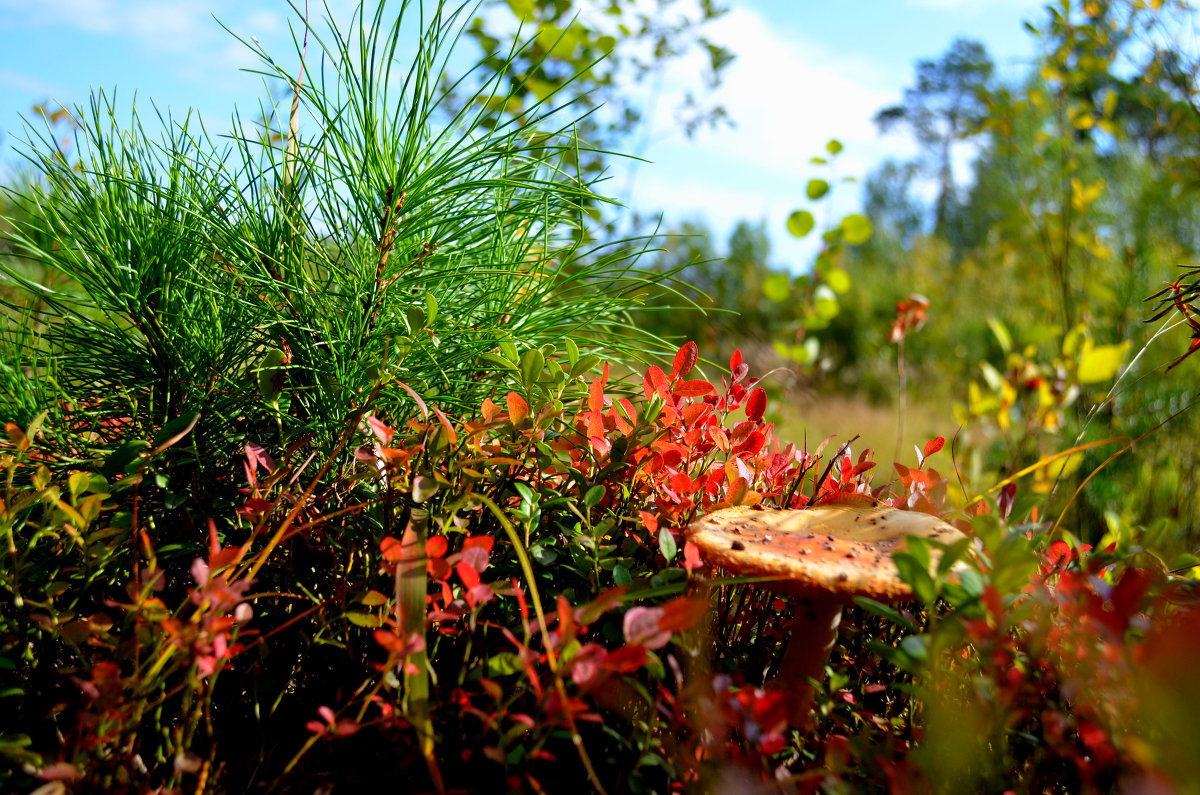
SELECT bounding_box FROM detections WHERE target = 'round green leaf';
[806,179,830,200]
[786,210,815,239]
[827,268,851,294]
[825,138,843,155]
[840,213,873,245]
[763,271,791,302]
[814,284,839,320]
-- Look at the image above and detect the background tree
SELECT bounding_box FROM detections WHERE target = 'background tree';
[874,38,995,243]
[461,0,734,188]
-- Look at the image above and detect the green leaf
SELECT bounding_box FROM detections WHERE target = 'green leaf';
[613,564,632,586]
[480,352,518,370]
[813,284,839,321]
[987,317,1013,354]
[853,597,919,633]
[763,271,791,302]
[412,475,439,503]
[806,179,830,200]
[345,612,383,628]
[360,590,389,607]
[936,537,972,577]
[893,551,936,605]
[569,353,601,380]
[424,292,438,326]
[899,635,929,664]
[488,652,524,676]
[786,210,815,239]
[826,268,851,294]
[520,348,546,386]
[499,339,520,364]
[825,138,843,155]
[152,411,201,452]
[658,527,677,562]
[405,305,427,333]
[103,440,150,477]
[531,544,558,566]
[840,213,872,245]
[584,484,606,507]
[1077,341,1130,383]
[257,349,287,401]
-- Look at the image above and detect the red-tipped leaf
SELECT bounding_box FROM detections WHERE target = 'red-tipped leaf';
[505,391,529,425]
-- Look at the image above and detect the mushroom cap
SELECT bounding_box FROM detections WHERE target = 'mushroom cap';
[685,497,969,602]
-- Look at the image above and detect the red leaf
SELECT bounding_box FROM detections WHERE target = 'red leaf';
[463,535,495,554]
[669,472,694,494]
[556,594,577,639]
[730,349,743,371]
[245,442,276,475]
[643,365,668,399]
[617,397,638,427]
[425,536,448,558]
[432,406,457,447]
[673,379,714,397]
[367,414,394,445]
[923,436,945,458]
[681,402,711,427]
[394,380,430,421]
[380,536,404,564]
[745,387,767,421]
[505,391,529,425]
[683,540,702,573]
[730,420,756,445]
[672,341,699,379]
[604,644,647,673]
[575,586,628,627]
[457,560,481,589]
[656,595,710,634]
[589,377,605,413]
[734,431,764,457]
[481,397,499,424]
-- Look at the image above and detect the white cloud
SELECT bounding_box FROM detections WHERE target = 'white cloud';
[620,6,921,270]
[688,9,900,174]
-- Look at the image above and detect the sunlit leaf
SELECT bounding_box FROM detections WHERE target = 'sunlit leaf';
[786,210,815,239]
[763,271,791,302]
[1077,341,1130,383]
[840,213,872,245]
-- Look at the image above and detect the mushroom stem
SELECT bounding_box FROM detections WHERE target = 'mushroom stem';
[773,598,843,729]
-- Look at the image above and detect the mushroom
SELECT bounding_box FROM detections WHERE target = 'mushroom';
[686,496,968,727]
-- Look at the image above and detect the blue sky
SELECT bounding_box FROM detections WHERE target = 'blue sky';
[0,0,1045,268]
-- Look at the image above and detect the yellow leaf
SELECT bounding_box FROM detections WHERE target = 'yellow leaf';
[1077,341,1130,383]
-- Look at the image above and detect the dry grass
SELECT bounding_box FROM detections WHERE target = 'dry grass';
[772,390,959,473]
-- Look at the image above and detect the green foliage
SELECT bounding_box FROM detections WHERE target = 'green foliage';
[462,0,734,168]
[0,0,673,516]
